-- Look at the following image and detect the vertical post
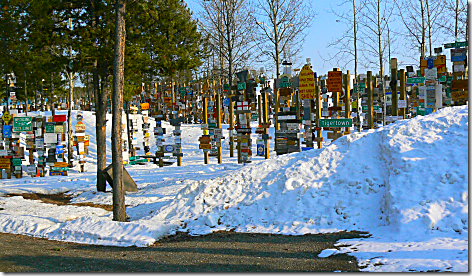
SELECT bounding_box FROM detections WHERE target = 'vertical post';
[399,69,406,119]
[258,94,262,125]
[315,79,322,149]
[332,68,340,108]
[229,92,234,157]
[216,81,222,164]
[203,96,208,164]
[263,90,269,159]
[343,70,351,135]
[391,65,398,116]
[367,71,374,129]
[273,81,279,153]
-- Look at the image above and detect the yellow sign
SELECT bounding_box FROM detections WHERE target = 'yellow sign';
[299,64,315,99]
[1,110,11,124]
[141,103,150,110]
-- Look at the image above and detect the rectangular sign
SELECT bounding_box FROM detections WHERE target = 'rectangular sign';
[13,116,33,132]
[407,77,425,84]
[327,71,343,92]
[318,119,353,128]
[52,115,67,122]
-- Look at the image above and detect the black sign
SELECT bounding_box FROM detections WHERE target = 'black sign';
[236,128,251,134]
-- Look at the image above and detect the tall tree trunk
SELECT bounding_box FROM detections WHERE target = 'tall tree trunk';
[420,0,425,57]
[51,72,55,116]
[426,0,432,56]
[96,73,108,191]
[112,0,126,222]
[377,0,385,127]
[67,72,74,167]
[353,0,360,131]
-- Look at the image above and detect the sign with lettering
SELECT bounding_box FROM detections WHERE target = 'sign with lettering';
[318,118,352,128]
[299,64,315,99]
[13,116,33,132]
[327,71,343,92]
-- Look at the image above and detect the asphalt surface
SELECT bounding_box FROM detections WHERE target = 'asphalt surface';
[0,230,366,272]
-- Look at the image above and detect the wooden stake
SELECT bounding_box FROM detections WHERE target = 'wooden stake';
[343,70,351,135]
[367,71,374,129]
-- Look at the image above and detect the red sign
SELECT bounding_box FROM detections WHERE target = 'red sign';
[52,115,67,122]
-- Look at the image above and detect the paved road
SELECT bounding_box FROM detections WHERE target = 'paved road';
[0,231,364,272]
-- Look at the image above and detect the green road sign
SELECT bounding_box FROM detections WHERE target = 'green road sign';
[45,122,55,133]
[13,116,32,132]
[362,105,368,111]
[223,84,230,91]
[444,41,468,49]
[237,82,246,91]
[438,76,447,82]
[355,83,366,89]
[279,82,292,88]
[373,105,379,111]
[407,77,425,84]
[12,158,21,166]
[318,118,353,128]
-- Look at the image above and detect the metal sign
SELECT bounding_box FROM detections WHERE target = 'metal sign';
[444,41,468,49]
[318,118,352,128]
[407,77,425,84]
[451,48,467,62]
[2,125,11,138]
[13,116,33,132]
[1,110,12,124]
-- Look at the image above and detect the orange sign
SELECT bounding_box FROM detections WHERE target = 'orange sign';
[328,71,343,92]
[141,103,150,110]
[299,64,315,99]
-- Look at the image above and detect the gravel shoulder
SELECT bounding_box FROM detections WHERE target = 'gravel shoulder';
[0,230,366,272]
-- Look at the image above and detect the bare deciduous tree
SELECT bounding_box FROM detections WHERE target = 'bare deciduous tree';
[198,0,257,83]
[394,0,446,59]
[253,0,316,78]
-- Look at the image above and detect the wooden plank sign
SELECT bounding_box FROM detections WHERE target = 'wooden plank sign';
[328,71,343,92]
[299,64,315,99]
[450,79,468,91]
[0,158,11,169]
[199,144,212,150]
[54,162,69,167]
[75,123,86,133]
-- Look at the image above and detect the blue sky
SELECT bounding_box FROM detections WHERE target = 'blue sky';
[184,0,463,77]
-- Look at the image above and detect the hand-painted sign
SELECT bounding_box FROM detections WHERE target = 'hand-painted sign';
[299,64,315,99]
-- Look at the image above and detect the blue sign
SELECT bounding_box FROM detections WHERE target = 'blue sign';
[2,125,11,138]
[223,98,230,107]
[164,145,175,153]
[257,144,265,156]
[424,108,433,115]
[56,145,63,154]
[427,58,434,69]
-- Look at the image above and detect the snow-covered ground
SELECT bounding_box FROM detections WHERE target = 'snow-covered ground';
[0,104,468,272]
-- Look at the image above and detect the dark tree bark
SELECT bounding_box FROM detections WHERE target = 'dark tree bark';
[111,0,127,222]
[91,0,108,192]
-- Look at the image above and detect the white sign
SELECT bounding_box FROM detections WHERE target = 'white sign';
[44,133,58,144]
[424,68,437,80]
[322,111,329,117]
[454,64,465,72]
[398,100,407,108]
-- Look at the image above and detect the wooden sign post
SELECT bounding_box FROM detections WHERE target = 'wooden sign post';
[367,71,374,129]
